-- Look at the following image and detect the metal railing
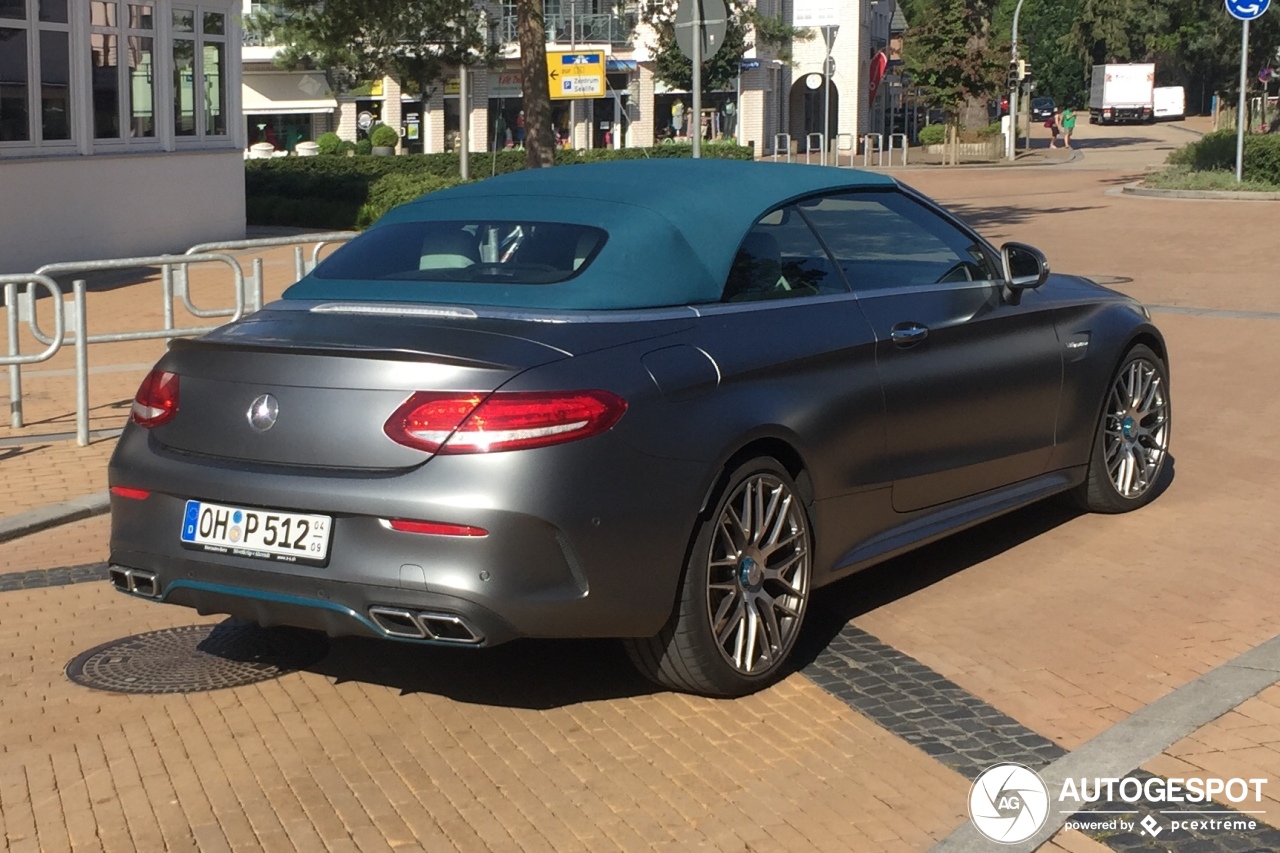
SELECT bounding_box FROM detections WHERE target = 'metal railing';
[496,8,638,45]
[835,133,855,168]
[888,133,909,166]
[3,232,358,447]
[863,133,884,167]
[804,133,828,166]
[771,133,792,162]
[3,274,64,428]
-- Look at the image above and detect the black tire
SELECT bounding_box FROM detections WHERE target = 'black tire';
[624,458,813,697]
[1074,344,1171,513]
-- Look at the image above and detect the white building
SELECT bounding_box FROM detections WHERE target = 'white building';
[1,0,245,272]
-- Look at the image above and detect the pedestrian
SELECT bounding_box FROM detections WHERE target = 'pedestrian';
[1062,105,1076,149]
[514,110,525,147]
[671,100,685,137]
[1047,107,1062,148]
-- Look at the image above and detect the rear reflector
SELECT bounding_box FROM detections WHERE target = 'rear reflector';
[131,369,180,428]
[110,486,151,501]
[384,390,626,454]
[387,519,489,537]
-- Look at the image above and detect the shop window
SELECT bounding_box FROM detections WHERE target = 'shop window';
[90,1,155,142]
[0,0,73,147]
[172,5,224,140]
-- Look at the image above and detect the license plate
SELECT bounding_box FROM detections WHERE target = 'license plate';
[180,500,332,566]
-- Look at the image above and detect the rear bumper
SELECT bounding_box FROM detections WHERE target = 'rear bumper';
[108,425,706,644]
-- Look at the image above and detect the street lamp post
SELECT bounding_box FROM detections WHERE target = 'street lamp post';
[1009,0,1026,161]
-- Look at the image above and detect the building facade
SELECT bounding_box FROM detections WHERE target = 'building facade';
[1,0,245,272]
[240,1,894,158]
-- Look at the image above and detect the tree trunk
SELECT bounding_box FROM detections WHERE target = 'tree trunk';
[517,0,556,168]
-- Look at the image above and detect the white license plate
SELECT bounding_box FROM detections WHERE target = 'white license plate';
[180,500,332,566]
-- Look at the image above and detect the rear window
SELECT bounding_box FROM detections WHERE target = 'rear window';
[312,221,608,285]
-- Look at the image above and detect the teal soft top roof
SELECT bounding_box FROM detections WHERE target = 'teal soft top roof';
[285,159,897,310]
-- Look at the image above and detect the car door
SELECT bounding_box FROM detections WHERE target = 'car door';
[799,188,1063,513]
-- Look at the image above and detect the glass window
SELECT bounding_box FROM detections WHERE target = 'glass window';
[0,26,29,141]
[39,28,68,139]
[128,3,151,28]
[0,0,23,20]
[38,0,65,23]
[172,8,193,31]
[90,30,120,137]
[127,35,153,136]
[723,205,846,302]
[312,221,609,285]
[173,36,194,135]
[202,11,223,34]
[799,191,999,291]
[202,40,223,135]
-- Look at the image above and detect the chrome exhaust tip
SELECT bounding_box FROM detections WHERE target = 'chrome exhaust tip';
[369,607,427,639]
[417,611,483,645]
[109,566,160,599]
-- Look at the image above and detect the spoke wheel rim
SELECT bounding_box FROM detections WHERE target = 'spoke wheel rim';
[706,473,811,676]
[1104,357,1170,499]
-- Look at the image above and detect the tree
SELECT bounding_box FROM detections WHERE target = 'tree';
[903,0,1007,128]
[644,1,810,93]
[516,0,557,167]
[247,0,498,137]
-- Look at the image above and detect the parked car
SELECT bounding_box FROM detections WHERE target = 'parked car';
[108,159,1171,697]
[1031,96,1056,122]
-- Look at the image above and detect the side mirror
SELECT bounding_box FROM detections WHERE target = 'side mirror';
[1001,242,1049,291]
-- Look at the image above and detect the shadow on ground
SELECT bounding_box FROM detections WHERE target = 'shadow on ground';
[947,202,1104,232]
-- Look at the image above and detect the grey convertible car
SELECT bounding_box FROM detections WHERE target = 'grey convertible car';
[108,159,1170,697]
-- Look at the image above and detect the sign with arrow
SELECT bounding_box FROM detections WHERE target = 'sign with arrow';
[547,51,606,100]
[1226,0,1269,21]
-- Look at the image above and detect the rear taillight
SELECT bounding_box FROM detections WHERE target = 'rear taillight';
[110,486,151,500]
[131,370,179,427]
[387,519,488,537]
[384,390,627,454]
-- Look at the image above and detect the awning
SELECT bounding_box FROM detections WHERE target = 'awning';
[606,59,638,72]
[242,72,337,115]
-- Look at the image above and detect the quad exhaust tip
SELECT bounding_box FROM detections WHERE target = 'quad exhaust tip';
[109,566,160,599]
[368,607,483,645]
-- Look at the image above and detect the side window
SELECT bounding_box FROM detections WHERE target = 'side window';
[799,191,1000,292]
[722,205,847,302]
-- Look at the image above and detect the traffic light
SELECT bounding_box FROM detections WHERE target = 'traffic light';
[1017,59,1028,80]
[1008,60,1020,86]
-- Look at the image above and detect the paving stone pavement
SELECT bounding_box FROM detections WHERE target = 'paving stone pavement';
[4,120,1280,852]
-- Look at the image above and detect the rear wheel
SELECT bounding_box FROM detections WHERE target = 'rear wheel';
[625,458,812,697]
[1074,344,1171,513]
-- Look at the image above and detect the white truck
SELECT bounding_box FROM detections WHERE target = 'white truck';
[1153,86,1186,120]
[1089,63,1156,124]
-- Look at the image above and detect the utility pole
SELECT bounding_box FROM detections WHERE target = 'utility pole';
[1008,0,1026,161]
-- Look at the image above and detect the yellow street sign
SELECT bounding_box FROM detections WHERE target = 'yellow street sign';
[548,51,606,100]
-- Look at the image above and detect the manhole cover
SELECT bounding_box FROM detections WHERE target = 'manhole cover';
[66,621,329,695]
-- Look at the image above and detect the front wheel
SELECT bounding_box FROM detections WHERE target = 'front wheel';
[1074,344,1171,513]
[625,458,813,697]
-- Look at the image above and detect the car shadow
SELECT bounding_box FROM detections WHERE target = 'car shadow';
[945,202,1104,233]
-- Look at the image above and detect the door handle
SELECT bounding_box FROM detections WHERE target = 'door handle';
[890,323,929,347]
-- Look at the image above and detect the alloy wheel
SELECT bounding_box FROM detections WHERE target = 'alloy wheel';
[705,473,810,675]
[1104,357,1170,499]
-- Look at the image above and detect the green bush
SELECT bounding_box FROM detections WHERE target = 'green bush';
[244,143,757,229]
[355,139,372,156]
[355,173,464,227]
[1167,130,1235,170]
[918,124,946,145]
[1164,130,1280,184]
[369,124,400,148]
[1243,133,1280,183]
[316,132,343,156]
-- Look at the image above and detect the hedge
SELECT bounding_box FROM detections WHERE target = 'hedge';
[1166,129,1280,184]
[245,142,755,229]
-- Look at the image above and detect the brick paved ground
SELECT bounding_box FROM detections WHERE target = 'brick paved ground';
[4,119,1280,852]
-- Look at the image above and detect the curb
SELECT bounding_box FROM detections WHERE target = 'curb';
[1121,180,1280,200]
[0,492,110,544]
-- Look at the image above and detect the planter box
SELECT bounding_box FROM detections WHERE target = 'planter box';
[922,137,1005,158]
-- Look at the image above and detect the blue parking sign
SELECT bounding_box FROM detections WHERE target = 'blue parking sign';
[1226,0,1269,21]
